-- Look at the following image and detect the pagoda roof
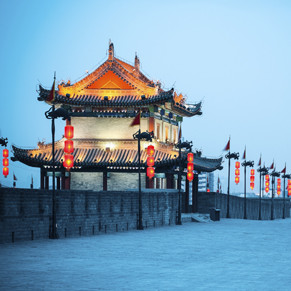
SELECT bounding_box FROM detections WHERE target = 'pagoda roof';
[12,141,222,173]
[37,43,202,117]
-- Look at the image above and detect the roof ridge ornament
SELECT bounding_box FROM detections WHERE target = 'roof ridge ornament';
[134,52,140,72]
[108,41,114,61]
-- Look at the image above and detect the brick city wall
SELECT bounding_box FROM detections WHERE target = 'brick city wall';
[0,188,178,244]
[197,192,291,220]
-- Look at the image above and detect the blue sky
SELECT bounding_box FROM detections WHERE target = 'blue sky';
[0,0,290,191]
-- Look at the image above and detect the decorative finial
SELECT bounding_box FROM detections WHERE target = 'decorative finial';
[134,53,140,71]
[108,41,114,61]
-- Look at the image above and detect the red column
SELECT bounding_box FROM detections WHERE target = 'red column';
[64,174,70,190]
[149,117,154,133]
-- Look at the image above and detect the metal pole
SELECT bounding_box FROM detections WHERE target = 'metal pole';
[227,155,230,218]
[137,129,143,230]
[244,164,247,219]
[271,176,274,220]
[51,105,57,239]
[283,177,286,219]
[259,170,262,220]
[177,146,182,225]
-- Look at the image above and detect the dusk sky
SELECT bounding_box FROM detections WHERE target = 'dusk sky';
[0,0,290,191]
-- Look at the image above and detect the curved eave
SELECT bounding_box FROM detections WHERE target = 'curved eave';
[12,145,222,173]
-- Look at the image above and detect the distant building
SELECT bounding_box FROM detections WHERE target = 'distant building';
[198,172,214,192]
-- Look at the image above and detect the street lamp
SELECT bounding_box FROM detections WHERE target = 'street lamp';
[45,105,70,239]
[175,140,192,225]
[257,166,268,220]
[282,173,291,219]
[241,160,254,219]
[133,130,153,230]
[225,152,239,218]
[270,170,280,220]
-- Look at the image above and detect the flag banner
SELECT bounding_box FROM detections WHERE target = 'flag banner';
[281,166,286,174]
[13,173,17,181]
[270,162,274,170]
[130,110,140,126]
[258,156,261,167]
[47,79,55,102]
[223,139,230,151]
[242,148,246,160]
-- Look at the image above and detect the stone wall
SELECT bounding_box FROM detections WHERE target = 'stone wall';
[197,192,291,220]
[0,188,178,244]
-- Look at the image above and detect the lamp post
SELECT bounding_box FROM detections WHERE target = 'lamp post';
[270,170,280,220]
[225,152,239,218]
[257,166,268,220]
[133,130,153,230]
[282,173,291,219]
[45,106,70,239]
[241,160,254,219]
[175,140,192,225]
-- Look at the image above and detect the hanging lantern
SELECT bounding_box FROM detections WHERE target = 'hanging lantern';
[235,169,240,175]
[277,178,281,196]
[235,161,240,168]
[147,166,155,179]
[64,125,74,139]
[288,180,291,196]
[147,145,155,157]
[265,187,270,193]
[64,140,74,154]
[235,176,240,184]
[187,171,194,182]
[207,188,210,193]
[250,169,255,175]
[187,162,194,172]
[250,182,255,190]
[3,167,9,177]
[2,158,9,167]
[187,153,194,163]
[147,156,155,167]
[3,149,8,158]
[63,154,74,169]
[265,175,270,181]
[265,181,269,187]
[250,176,255,182]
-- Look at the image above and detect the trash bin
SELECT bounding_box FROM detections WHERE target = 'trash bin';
[210,208,220,221]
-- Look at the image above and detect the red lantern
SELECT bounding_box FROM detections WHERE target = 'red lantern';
[64,140,74,154]
[147,145,155,157]
[147,156,155,167]
[265,187,269,193]
[235,169,240,175]
[207,188,210,193]
[265,181,269,187]
[187,171,194,182]
[235,176,240,184]
[235,161,240,168]
[250,169,255,175]
[250,176,255,182]
[187,153,194,163]
[63,154,74,169]
[64,125,74,139]
[250,182,255,190]
[3,158,9,167]
[187,162,194,172]
[277,178,281,184]
[3,167,9,177]
[147,166,155,178]
[265,175,270,181]
[3,149,8,158]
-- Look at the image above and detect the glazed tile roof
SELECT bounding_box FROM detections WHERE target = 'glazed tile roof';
[38,86,202,117]
[12,144,222,173]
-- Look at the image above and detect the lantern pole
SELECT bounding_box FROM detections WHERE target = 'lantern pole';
[270,170,280,220]
[137,129,143,230]
[225,152,239,218]
[282,173,291,219]
[242,160,254,219]
[177,145,182,225]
